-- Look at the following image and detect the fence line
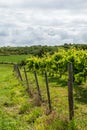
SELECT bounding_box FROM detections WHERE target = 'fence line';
[3,62,75,120]
[0,62,15,65]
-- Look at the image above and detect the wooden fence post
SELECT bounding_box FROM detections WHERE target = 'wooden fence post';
[68,62,74,120]
[34,71,42,101]
[45,71,52,114]
[14,64,23,81]
[13,64,19,77]
[13,64,16,72]
[24,67,32,97]
[17,65,23,81]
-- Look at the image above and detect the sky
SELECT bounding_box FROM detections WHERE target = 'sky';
[0,0,87,46]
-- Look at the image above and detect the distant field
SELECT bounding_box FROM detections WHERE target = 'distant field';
[0,55,29,63]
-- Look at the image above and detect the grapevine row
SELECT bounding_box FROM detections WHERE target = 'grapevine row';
[26,48,87,84]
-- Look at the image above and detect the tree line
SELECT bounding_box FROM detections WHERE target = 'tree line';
[0,44,87,56]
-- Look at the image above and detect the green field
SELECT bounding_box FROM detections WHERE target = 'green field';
[0,63,87,130]
[0,55,29,63]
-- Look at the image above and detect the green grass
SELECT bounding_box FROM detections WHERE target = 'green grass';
[0,64,87,130]
[0,55,29,63]
[0,64,31,129]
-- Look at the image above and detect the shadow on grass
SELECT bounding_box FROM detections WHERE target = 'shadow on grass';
[74,84,87,104]
[48,76,68,87]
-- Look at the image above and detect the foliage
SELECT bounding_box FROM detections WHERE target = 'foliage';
[0,44,87,56]
[26,48,87,84]
[0,45,58,56]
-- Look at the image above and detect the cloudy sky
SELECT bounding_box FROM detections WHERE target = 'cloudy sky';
[0,0,87,46]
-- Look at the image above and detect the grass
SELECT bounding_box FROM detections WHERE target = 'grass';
[0,64,34,129]
[0,55,29,63]
[0,64,87,130]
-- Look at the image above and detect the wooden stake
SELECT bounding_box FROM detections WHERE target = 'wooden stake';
[34,71,42,101]
[68,62,74,120]
[45,71,52,113]
[24,67,32,97]
[13,64,23,81]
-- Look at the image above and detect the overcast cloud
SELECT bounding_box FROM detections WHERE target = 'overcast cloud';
[0,0,87,46]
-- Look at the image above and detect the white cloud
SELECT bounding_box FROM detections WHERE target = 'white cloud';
[0,0,87,46]
[0,0,87,10]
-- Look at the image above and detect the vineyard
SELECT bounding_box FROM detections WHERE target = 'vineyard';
[0,47,87,130]
[26,48,87,84]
